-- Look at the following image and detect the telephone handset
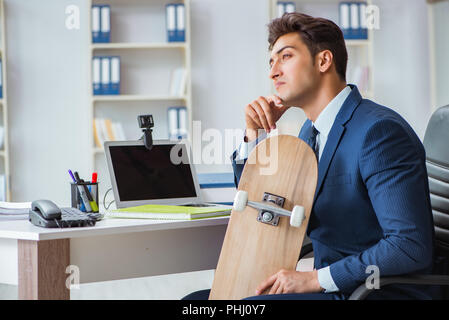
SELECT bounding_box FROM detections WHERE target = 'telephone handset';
[29,199,97,228]
[31,199,61,220]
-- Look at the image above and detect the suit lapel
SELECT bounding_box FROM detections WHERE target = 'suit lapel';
[298,120,312,141]
[314,124,345,198]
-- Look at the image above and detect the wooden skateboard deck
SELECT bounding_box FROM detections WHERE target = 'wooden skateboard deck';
[209,135,318,300]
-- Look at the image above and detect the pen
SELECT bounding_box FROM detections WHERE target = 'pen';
[73,171,93,212]
[89,173,99,212]
[75,172,99,213]
[69,169,86,211]
[68,170,76,183]
[83,178,99,213]
[89,172,98,204]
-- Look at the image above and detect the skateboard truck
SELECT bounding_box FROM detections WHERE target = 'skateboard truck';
[233,190,305,228]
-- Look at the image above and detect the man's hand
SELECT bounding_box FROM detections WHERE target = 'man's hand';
[255,269,323,296]
[245,95,290,142]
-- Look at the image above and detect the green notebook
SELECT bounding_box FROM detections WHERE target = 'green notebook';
[105,204,231,220]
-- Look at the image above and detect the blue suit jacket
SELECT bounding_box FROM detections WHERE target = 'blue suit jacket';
[231,85,435,299]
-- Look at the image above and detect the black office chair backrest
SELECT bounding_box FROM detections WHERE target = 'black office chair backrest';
[423,105,449,255]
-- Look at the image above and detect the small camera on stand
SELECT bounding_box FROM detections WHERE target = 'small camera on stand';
[138,115,154,151]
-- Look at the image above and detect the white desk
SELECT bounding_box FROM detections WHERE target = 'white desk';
[0,216,229,299]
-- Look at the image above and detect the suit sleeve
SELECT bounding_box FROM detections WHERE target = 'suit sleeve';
[329,119,434,293]
[231,132,267,188]
[231,149,246,188]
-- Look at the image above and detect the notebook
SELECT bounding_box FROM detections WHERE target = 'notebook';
[103,140,232,219]
[109,204,231,220]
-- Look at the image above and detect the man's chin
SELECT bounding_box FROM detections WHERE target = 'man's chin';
[278,95,294,107]
[273,92,288,105]
[279,92,303,108]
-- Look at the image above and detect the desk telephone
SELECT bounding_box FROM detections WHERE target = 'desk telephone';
[29,199,102,228]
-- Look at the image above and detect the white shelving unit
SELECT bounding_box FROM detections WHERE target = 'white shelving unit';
[0,0,10,201]
[91,42,187,50]
[92,94,188,103]
[87,0,192,200]
[268,0,375,136]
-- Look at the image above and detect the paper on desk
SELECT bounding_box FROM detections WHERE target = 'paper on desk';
[0,201,31,215]
[0,201,31,209]
[0,214,29,220]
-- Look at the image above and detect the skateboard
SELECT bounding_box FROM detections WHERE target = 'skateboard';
[209,135,318,300]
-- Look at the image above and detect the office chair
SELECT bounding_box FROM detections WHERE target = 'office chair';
[298,105,449,299]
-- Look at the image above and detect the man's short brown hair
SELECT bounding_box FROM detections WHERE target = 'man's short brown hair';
[268,12,348,81]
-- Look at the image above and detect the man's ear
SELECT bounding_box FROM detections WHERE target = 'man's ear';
[317,50,333,74]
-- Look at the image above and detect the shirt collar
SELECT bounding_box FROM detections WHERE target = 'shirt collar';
[313,85,352,138]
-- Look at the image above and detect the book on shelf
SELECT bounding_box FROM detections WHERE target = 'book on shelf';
[168,106,187,140]
[91,4,110,43]
[104,119,115,141]
[166,3,185,42]
[112,122,126,141]
[339,2,368,40]
[101,56,110,94]
[176,3,185,42]
[92,57,101,95]
[169,67,187,97]
[93,56,120,95]
[93,118,126,148]
[276,1,296,18]
[110,56,120,95]
[105,204,231,220]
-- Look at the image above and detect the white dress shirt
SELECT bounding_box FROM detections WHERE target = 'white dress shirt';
[235,86,352,293]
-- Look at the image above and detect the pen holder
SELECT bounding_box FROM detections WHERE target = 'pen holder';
[71,182,99,213]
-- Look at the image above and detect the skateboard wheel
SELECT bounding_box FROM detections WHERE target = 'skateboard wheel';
[233,191,248,212]
[290,206,305,227]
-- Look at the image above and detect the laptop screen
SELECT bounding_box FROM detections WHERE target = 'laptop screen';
[108,143,197,201]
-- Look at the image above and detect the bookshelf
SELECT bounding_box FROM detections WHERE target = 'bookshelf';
[92,94,188,103]
[268,0,374,136]
[0,0,10,201]
[87,0,192,201]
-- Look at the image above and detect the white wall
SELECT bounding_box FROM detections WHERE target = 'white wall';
[371,0,432,140]
[5,0,434,201]
[6,0,90,203]
[190,0,271,173]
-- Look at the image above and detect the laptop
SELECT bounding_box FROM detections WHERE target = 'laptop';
[104,139,232,211]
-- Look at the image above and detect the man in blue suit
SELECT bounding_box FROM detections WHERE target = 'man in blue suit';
[183,12,435,300]
[231,13,435,300]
